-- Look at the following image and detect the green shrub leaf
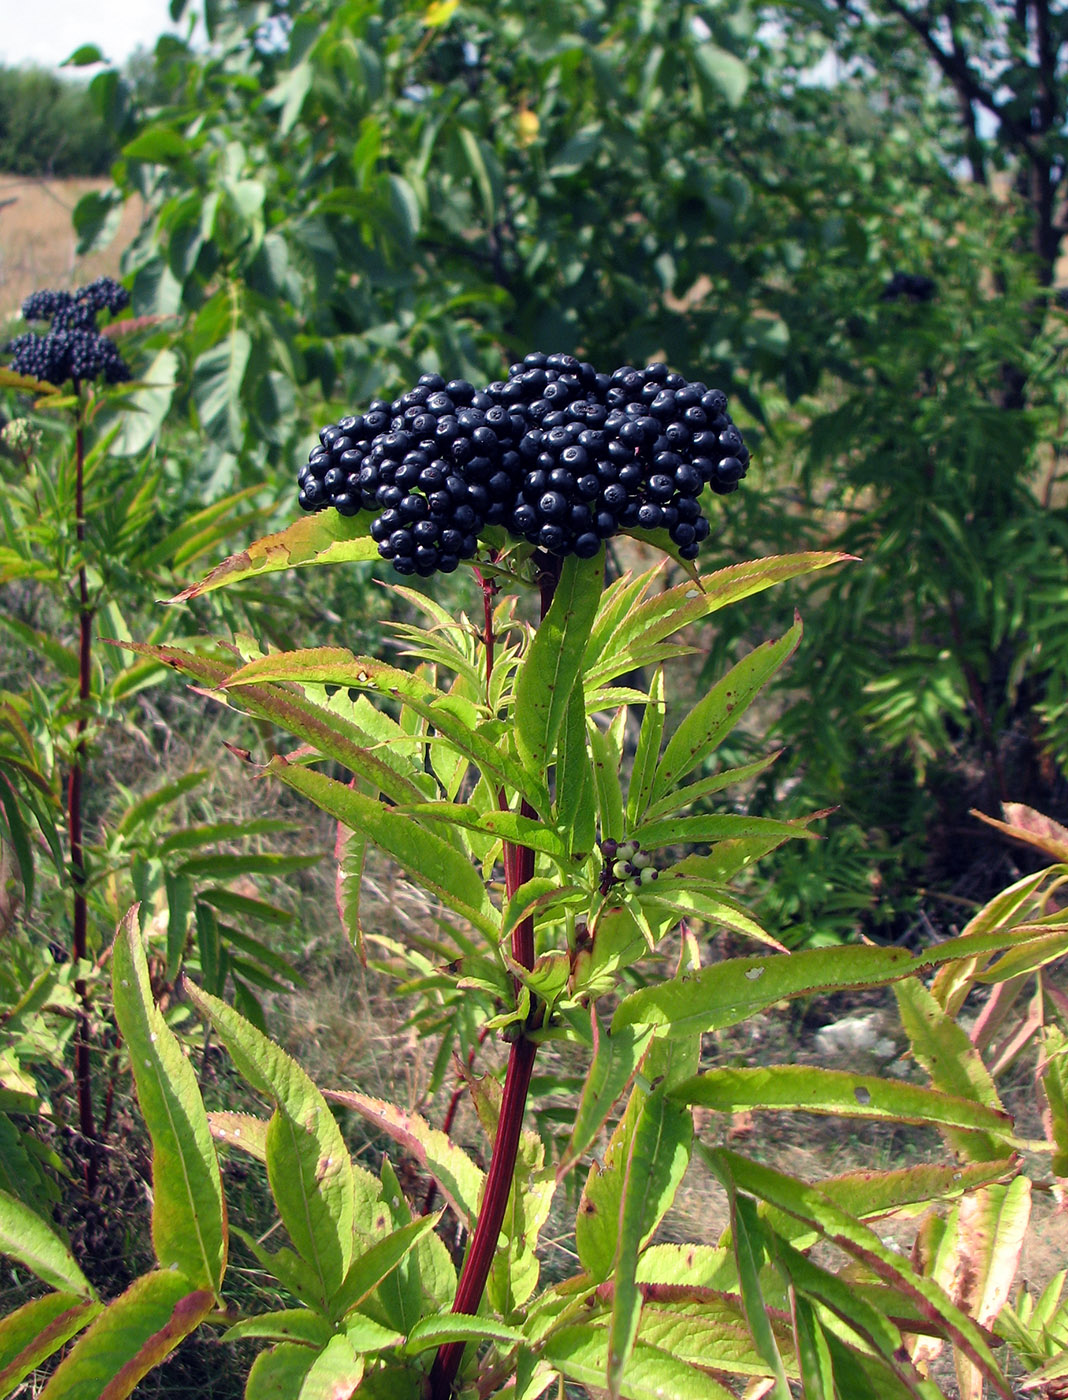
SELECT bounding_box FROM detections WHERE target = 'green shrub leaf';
[186,983,355,1307]
[112,910,226,1291]
[514,552,605,775]
[38,1271,213,1400]
[0,1292,101,1398]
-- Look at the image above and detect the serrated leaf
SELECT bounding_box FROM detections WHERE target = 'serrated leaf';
[650,621,800,806]
[169,512,378,601]
[325,1090,483,1229]
[708,1150,1012,1399]
[39,1271,213,1400]
[613,925,1068,1038]
[186,983,354,1307]
[332,1213,442,1317]
[244,1342,315,1398]
[514,552,604,775]
[112,912,226,1290]
[297,1333,364,1398]
[557,680,597,857]
[625,668,665,829]
[0,1188,94,1296]
[558,1012,655,1180]
[403,1312,525,1354]
[586,553,851,685]
[542,1326,734,1400]
[192,329,250,448]
[222,1309,333,1346]
[608,1088,693,1399]
[731,1194,792,1400]
[264,759,498,938]
[894,978,1005,1160]
[0,1292,101,1397]
[672,1065,1014,1140]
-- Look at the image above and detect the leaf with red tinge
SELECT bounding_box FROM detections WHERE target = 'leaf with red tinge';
[168,511,378,602]
[0,1292,101,1398]
[972,803,1068,863]
[325,1090,483,1229]
[39,1271,213,1400]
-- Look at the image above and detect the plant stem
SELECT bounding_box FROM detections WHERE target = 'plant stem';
[428,553,560,1399]
[69,395,98,1192]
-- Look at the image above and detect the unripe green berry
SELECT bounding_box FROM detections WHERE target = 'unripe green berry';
[632,849,652,869]
[612,860,634,879]
[640,867,658,885]
[619,840,639,860]
[625,877,641,893]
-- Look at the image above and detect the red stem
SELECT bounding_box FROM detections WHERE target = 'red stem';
[429,554,559,1398]
[69,396,98,1191]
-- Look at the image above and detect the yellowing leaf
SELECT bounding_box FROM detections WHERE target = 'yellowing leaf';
[424,0,459,25]
[517,108,539,146]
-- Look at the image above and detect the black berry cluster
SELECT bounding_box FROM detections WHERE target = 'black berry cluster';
[7,278,131,387]
[298,352,751,576]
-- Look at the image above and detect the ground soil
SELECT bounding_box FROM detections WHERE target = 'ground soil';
[0,172,140,321]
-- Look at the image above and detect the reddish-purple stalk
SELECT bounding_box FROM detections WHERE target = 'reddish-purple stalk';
[69,393,98,1192]
[429,555,560,1398]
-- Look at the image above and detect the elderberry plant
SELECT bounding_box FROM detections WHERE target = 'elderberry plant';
[40,355,1068,1400]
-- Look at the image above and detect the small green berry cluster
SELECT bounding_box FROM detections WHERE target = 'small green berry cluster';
[599,837,659,895]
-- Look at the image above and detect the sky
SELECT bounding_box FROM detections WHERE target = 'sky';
[0,0,184,70]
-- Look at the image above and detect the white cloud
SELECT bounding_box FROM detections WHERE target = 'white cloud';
[0,0,184,70]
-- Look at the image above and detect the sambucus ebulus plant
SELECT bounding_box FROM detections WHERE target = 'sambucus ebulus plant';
[18,352,1068,1399]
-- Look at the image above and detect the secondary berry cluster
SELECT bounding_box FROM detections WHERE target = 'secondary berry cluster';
[598,839,659,896]
[298,352,750,576]
[7,278,131,387]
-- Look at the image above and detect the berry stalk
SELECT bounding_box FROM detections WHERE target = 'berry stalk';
[69,396,98,1191]
[428,560,558,1399]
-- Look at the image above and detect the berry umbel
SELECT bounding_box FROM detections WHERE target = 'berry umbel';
[298,353,750,575]
[7,277,131,387]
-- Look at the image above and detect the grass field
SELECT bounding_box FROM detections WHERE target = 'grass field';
[0,172,141,321]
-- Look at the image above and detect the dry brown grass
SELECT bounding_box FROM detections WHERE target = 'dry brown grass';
[0,173,141,321]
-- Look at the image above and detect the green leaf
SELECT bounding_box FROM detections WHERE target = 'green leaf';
[222,1309,333,1346]
[608,1088,693,1399]
[332,1214,443,1317]
[708,1150,1012,1398]
[264,759,498,938]
[402,1312,525,1354]
[38,1271,214,1400]
[543,1326,735,1400]
[894,977,1006,1160]
[0,1292,101,1398]
[325,1090,483,1230]
[672,1065,1014,1140]
[514,551,605,775]
[586,554,850,685]
[613,925,1064,1038]
[123,127,191,161]
[557,679,597,857]
[109,349,179,457]
[625,668,665,829]
[0,1189,94,1296]
[170,512,378,602]
[731,1194,793,1400]
[589,709,626,843]
[557,1012,655,1179]
[192,329,250,448]
[0,773,35,909]
[223,649,549,815]
[693,43,750,106]
[244,1342,315,1399]
[297,1334,364,1398]
[112,911,226,1291]
[186,984,354,1308]
[650,621,801,806]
